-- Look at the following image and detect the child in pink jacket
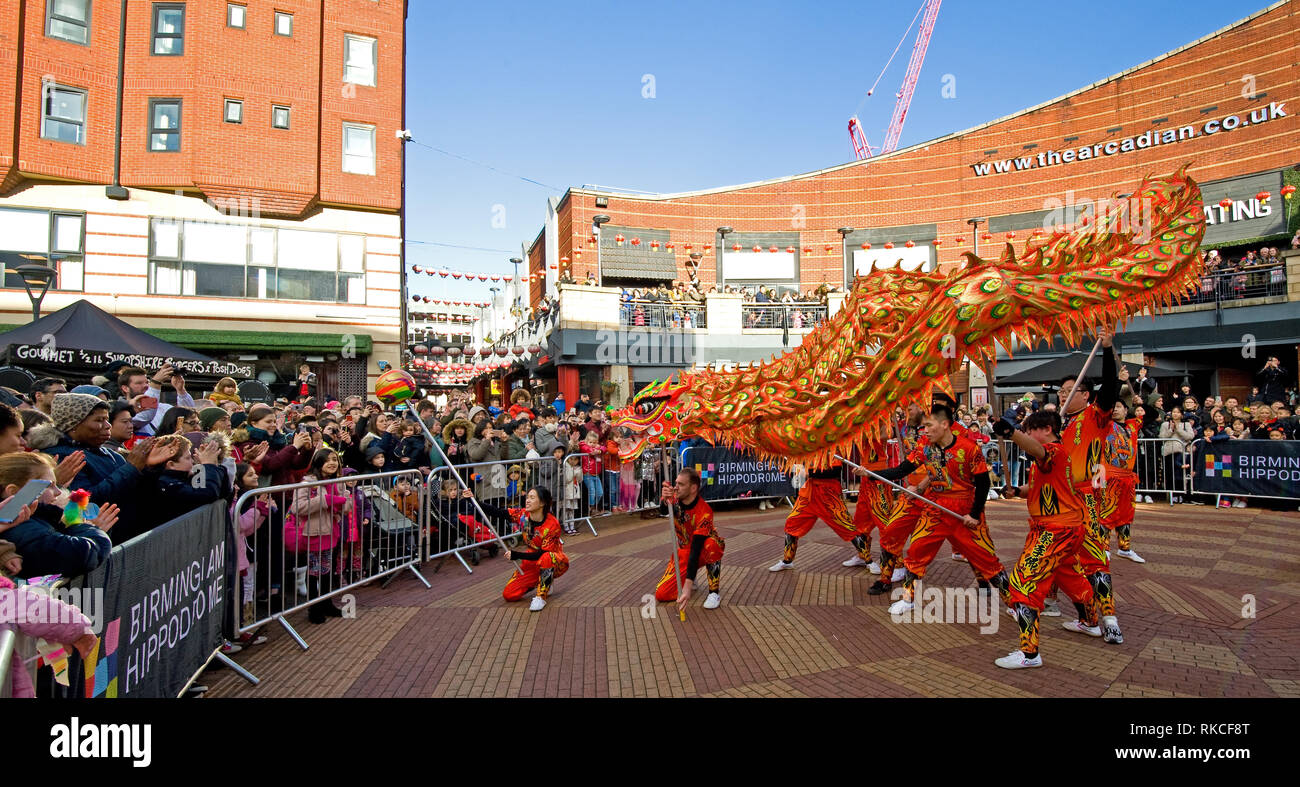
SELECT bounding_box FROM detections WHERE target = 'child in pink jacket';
[1,575,97,698]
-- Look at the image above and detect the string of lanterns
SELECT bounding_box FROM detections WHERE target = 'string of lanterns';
[409,265,546,283]
[409,295,490,307]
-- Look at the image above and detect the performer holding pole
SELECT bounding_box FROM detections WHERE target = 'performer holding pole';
[768,457,875,573]
[661,446,686,620]
[499,486,569,612]
[861,402,1011,615]
[656,466,724,614]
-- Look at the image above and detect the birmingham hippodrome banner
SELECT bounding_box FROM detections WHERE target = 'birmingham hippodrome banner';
[1194,439,1300,499]
[682,445,796,501]
[72,501,233,698]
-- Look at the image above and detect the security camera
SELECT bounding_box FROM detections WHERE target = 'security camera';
[395,129,413,141]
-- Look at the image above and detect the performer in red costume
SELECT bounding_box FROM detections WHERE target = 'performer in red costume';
[844,437,892,574]
[872,404,1010,615]
[655,467,725,611]
[498,486,569,611]
[867,405,927,595]
[769,457,875,573]
[992,408,1099,669]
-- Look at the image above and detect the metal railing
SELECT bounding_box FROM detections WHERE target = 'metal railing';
[1184,263,1287,306]
[0,629,13,699]
[741,303,828,330]
[620,299,707,329]
[233,468,430,651]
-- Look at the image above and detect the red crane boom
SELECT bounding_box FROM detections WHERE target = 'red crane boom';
[850,0,942,160]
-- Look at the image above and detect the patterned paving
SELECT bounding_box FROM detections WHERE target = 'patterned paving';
[205,499,1300,697]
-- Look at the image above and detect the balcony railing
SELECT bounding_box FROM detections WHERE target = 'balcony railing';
[619,299,707,329]
[1182,263,1287,307]
[741,303,828,331]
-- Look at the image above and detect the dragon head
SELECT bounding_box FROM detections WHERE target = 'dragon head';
[610,374,692,460]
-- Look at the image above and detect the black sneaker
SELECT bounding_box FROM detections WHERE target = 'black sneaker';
[1102,623,1124,644]
[867,580,892,596]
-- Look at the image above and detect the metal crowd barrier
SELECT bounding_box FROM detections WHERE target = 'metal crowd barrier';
[976,435,1190,504]
[562,446,679,525]
[423,454,565,572]
[0,629,13,699]
[232,468,431,651]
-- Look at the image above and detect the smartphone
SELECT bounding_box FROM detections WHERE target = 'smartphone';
[0,479,51,523]
[138,396,159,410]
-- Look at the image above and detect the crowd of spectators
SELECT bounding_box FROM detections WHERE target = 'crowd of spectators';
[1192,245,1289,303]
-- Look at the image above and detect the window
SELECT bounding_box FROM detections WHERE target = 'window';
[224,98,243,124]
[344,34,377,86]
[226,3,245,28]
[151,3,184,55]
[0,208,85,292]
[148,99,181,151]
[342,123,375,175]
[47,0,91,45]
[274,11,292,36]
[41,84,87,145]
[148,219,366,303]
[272,105,290,130]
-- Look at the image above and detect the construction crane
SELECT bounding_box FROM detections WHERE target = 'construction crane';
[849,0,942,160]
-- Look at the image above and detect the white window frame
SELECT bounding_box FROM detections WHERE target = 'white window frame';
[343,34,377,87]
[274,11,293,37]
[224,98,243,124]
[226,3,246,29]
[271,104,291,130]
[342,122,375,175]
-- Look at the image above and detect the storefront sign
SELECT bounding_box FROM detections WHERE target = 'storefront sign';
[9,344,253,378]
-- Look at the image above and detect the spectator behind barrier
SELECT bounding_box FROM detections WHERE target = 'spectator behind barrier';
[0,452,115,579]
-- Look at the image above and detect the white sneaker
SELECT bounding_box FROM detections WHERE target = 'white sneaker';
[951,552,967,563]
[1042,599,1061,617]
[1232,499,1246,509]
[866,560,882,575]
[842,555,868,567]
[888,599,914,615]
[890,567,907,582]
[769,559,794,572]
[703,592,721,610]
[1105,550,1110,561]
[1062,619,1102,637]
[1143,495,1154,504]
[995,650,1042,669]
[1118,549,1146,564]
[529,596,546,612]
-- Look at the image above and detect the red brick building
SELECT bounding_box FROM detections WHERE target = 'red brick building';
[514,1,1299,404]
[0,0,407,399]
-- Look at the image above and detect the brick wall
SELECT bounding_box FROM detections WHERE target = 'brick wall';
[0,0,403,218]
[548,2,1300,300]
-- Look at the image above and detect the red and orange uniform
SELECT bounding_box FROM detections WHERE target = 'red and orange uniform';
[655,494,724,602]
[502,509,570,602]
[778,461,872,565]
[851,439,895,541]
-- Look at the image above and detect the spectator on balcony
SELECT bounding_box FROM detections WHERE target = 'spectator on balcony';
[1291,230,1300,250]
[1257,356,1289,403]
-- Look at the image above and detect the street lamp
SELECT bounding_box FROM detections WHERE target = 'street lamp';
[509,256,522,312]
[967,218,985,259]
[592,214,611,286]
[716,226,733,289]
[837,227,854,281]
[15,257,58,322]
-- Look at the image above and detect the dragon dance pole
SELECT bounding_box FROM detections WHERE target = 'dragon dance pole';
[833,454,968,523]
[661,445,685,622]
[1058,335,1105,419]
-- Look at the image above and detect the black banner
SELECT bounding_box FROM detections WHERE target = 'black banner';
[71,502,233,698]
[682,445,796,500]
[1193,439,1300,499]
[8,344,253,378]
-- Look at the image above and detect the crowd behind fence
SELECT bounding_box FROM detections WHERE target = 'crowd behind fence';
[741,303,829,330]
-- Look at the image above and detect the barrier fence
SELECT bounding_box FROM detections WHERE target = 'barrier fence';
[233,468,430,651]
[0,629,13,699]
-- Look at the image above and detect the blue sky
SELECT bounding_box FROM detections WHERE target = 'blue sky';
[404,0,1267,300]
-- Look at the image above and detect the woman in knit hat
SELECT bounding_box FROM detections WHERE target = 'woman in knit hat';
[200,406,232,434]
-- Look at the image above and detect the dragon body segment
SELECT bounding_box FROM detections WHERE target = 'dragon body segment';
[614,169,1206,470]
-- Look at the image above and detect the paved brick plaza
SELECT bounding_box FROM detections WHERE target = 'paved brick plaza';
[206,500,1300,698]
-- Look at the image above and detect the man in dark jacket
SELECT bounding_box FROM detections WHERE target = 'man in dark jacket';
[1258,357,1290,404]
[41,393,174,544]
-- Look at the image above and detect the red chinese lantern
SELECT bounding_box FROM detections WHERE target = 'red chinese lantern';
[494,347,508,357]
[1282,185,1296,199]
[768,245,778,253]
[447,346,462,357]
[932,239,942,246]
[824,244,833,253]
[650,240,659,249]
[731,243,741,251]
[451,271,462,279]
[665,243,674,250]
[527,344,542,354]
[490,274,501,282]
[560,256,569,265]
[411,265,422,274]
[1256,191,1270,202]
[861,243,871,250]
[801,247,811,254]
[476,274,488,281]
[425,269,435,276]
[421,295,430,303]
[884,242,894,249]
[980,232,993,240]
[411,294,421,303]
[615,234,625,245]
[549,263,558,271]
[439,270,449,278]
[703,244,712,252]
[503,275,513,282]
[904,240,915,248]
[684,244,693,251]
[954,236,964,243]
[1005,232,1015,240]
[414,344,429,355]
[1218,198,1233,208]
[630,237,641,246]
[573,249,582,258]
[429,346,446,357]
[786,246,796,253]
